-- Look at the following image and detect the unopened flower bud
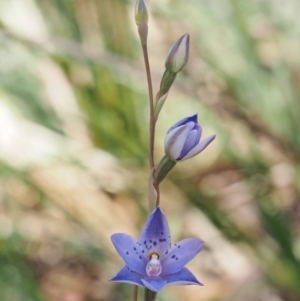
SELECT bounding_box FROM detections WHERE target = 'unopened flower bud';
[165,33,190,73]
[135,0,148,45]
[164,114,215,161]
[135,0,148,26]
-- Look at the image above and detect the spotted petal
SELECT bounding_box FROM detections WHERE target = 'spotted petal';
[111,233,147,275]
[161,238,204,276]
[141,276,167,292]
[163,267,203,286]
[139,207,171,259]
[110,266,144,287]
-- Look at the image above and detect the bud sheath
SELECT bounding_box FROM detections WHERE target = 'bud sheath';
[159,70,177,96]
[153,155,176,186]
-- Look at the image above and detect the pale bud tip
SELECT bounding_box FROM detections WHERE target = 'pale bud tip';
[135,0,149,26]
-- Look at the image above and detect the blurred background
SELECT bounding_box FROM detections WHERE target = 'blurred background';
[1,0,300,300]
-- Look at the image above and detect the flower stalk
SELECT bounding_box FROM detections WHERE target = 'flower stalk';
[135,0,156,170]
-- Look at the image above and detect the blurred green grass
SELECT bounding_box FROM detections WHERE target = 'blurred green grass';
[0,0,300,300]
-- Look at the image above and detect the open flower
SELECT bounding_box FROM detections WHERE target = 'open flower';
[111,207,204,292]
[165,114,215,161]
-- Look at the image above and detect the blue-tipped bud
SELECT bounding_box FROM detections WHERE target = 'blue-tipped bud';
[165,33,190,73]
[164,114,215,161]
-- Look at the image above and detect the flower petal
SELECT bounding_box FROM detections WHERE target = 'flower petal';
[141,277,167,292]
[167,114,198,133]
[163,267,203,286]
[161,238,204,276]
[139,207,171,259]
[179,128,202,159]
[181,134,216,161]
[111,266,144,287]
[111,233,147,275]
[164,125,189,160]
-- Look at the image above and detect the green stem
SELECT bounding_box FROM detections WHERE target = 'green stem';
[144,288,157,301]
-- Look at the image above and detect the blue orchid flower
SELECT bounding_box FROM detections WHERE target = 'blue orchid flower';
[165,114,215,161]
[110,207,204,292]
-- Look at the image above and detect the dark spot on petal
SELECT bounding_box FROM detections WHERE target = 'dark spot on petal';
[144,240,146,245]
[139,256,142,259]
[126,252,129,255]
[171,255,176,259]
[142,250,145,253]
[178,245,180,248]
[176,257,178,260]
[150,240,152,243]
[165,250,168,255]
[153,241,157,246]
[161,232,164,235]
[133,247,136,251]
[159,239,164,242]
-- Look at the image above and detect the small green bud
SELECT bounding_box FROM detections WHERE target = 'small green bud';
[165,33,190,73]
[135,0,148,45]
[135,0,148,26]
